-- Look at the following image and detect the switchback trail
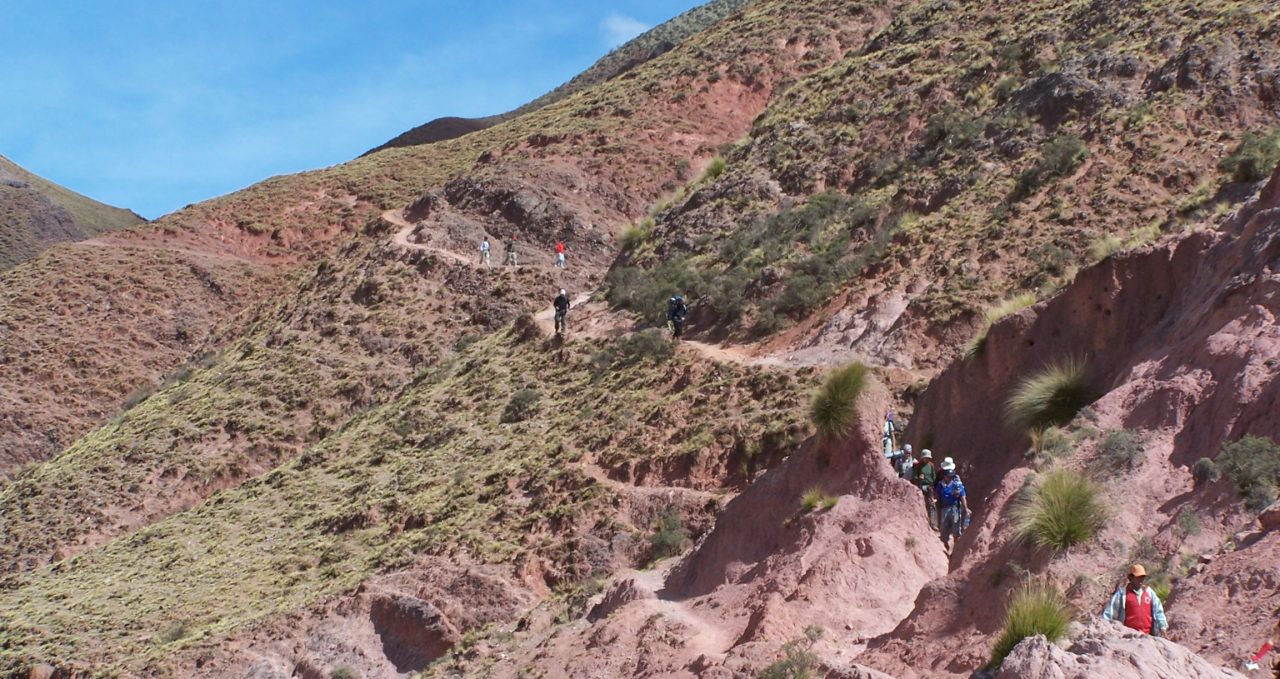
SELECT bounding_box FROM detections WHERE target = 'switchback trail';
[383,208,474,266]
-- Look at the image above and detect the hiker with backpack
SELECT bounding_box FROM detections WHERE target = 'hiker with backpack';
[479,237,491,266]
[882,411,898,464]
[1102,564,1169,637]
[913,449,939,529]
[505,235,518,266]
[553,289,570,335]
[935,458,969,552]
[666,294,688,340]
[554,241,566,269]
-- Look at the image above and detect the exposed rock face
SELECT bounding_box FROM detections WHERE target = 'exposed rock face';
[996,619,1246,679]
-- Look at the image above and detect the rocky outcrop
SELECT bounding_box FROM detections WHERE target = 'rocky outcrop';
[996,619,1246,679]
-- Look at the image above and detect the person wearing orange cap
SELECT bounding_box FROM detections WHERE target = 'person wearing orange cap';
[1102,564,1168,636]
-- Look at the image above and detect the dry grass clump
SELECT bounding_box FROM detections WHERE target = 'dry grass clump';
[1004,359,1091,433]
[965,293,1037,360]
[1011,469,1107,550]
[988,580,1072,668]
[810,362,869,441]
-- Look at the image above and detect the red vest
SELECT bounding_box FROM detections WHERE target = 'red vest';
[1123,588,1154,634]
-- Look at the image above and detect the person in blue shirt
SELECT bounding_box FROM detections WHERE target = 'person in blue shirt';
[934,457,970,552]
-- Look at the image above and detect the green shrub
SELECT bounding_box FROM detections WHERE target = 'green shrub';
[1192,457,1219,485]
[1097,429,1143,472]
[331,668,358,679]
[156,619,189,644]
[965,293,1037,360]
[615,329,675,364]
[800,488,837,512]
[988,581,1071,669]
[810,362,870,441]
[500,388,541,423]
[1219,129,1280,183]
[1217,435,1280,510]
[1012,469,1107,550]
[619,219,654,250]
[605,258,705,325]
[648,507,688,560]
[757,626,823,679]
[701,156,727,182]
[923,105,987,153]
[1005,359,1092,433]
[1013,132,1088,200]
[1177,509,1202,536]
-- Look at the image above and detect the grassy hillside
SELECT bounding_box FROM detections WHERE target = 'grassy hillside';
[609,0,1280,357]
[4,0,1278,676]
[0,154,144,269]
[0,321,811,676]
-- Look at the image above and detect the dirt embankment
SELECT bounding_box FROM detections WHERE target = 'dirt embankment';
[855,167,1280,676]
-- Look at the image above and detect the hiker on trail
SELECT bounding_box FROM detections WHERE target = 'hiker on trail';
[1243,610,1279,673]
[666,294,688,340]
[1102,564,1169,637]
[935,458,969,551]
[894,444,915,479]
[882,411,898,463]
[555,241,566,269]
[480,237,491,266]
[553,288,570,335]
[505,235,518,266]
[914,449,939,529]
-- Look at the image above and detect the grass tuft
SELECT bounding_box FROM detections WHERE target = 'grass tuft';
[1004,359,1092,433]
[809,362,869,441]
[1012,469,1107,550]
[965,293,1036,360]
[988,581,1072,669]
[800,488,837,513]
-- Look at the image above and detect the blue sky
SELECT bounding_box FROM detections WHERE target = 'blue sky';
[0,1,703,219]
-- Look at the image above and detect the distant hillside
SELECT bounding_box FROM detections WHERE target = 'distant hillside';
[0,155,145,269]
[363,0,753,155]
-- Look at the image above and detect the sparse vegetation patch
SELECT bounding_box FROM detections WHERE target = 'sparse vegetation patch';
[1217,435,1280,510]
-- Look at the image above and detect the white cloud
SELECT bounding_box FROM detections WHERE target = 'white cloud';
[600,13,650,49]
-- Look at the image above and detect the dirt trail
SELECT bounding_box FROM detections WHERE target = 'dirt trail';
[617,566,739,659]
[383,208,474,266]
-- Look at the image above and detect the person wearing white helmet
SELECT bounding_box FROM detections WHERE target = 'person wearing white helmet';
[894,443,915,479]
[553,288,570,335]
[913,449,939,529]
[935,457,969,552]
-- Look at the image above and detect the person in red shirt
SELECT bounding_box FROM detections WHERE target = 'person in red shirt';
[1102,564,1168,635]
[554,241,566,269]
